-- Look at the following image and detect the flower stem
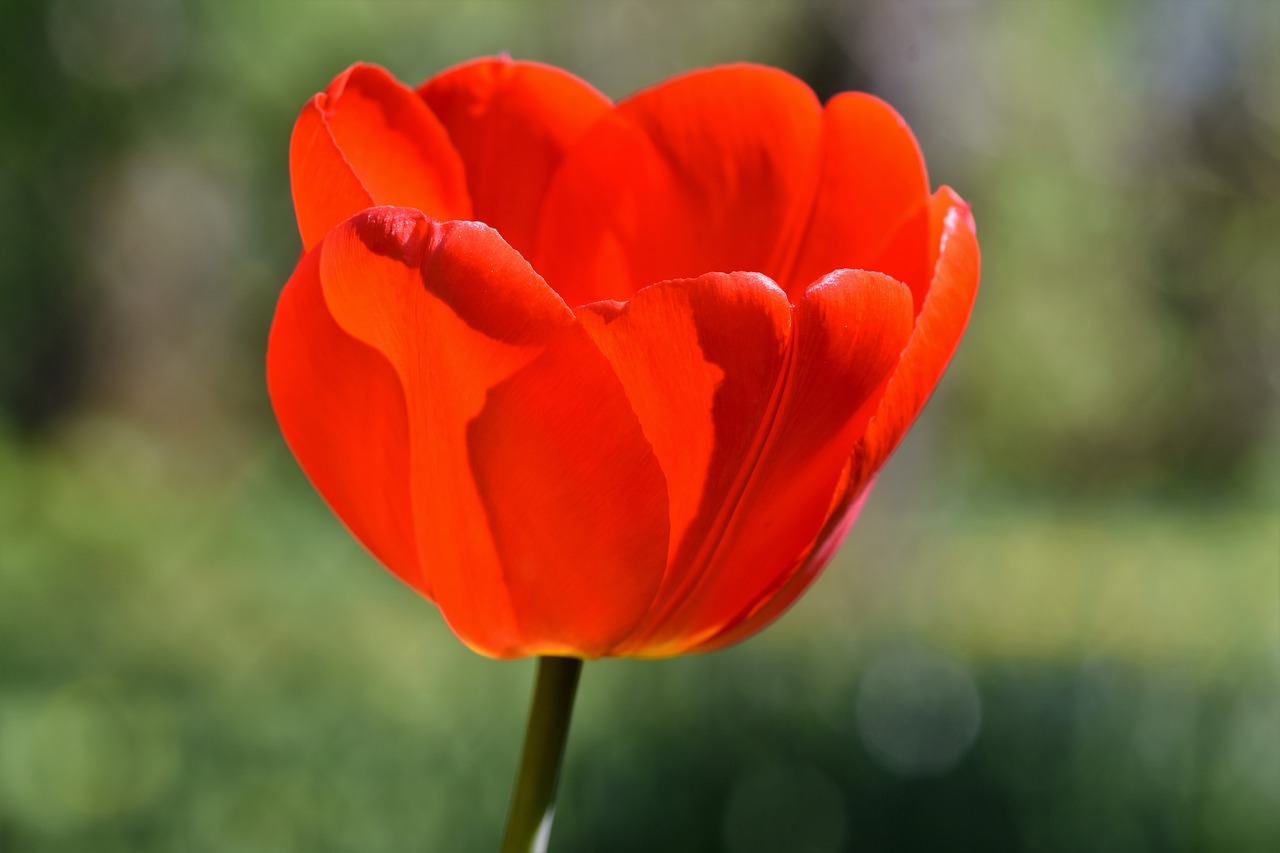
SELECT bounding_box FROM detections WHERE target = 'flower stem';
[501,655,583,853]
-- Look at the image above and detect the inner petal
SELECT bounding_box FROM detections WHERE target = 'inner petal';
[533,65,824,307]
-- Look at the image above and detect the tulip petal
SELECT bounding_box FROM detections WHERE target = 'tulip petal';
[854,186,980,480]
[290,63,470,250]
[290,101,376,253]
[786,93,931,305]
[577,272,793,573]
[319,208,566,655]
[621,270,915,655]
[418,57,611,260]
[467,325,670,658]
[687,473,874,654]
[533,65,824,306]
[267,248,421,590]
[315,206,668,657]
[693,188,980,652]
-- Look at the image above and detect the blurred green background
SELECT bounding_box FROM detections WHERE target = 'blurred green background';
[1,0,1277,850]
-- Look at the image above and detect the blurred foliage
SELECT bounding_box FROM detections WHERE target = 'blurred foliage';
[1,0,1277,851]
[0,431,1275,851]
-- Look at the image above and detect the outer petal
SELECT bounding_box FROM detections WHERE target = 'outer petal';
[267,248,421,591]
[853,187,980,481]
[533,65,824,306]
[621,270,915,655]
[692,187,980,653]
[290,63,470,249]
[315,207,668,657]
[418,57,611,260]
[786,92,931,305]
[688,474,874,654]
[467,325,669,657]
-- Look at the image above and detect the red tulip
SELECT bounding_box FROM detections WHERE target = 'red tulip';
[268,58,979,659]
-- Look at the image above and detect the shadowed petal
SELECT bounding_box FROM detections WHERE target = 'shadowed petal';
[578,272,793,575]
[419,56,611,260]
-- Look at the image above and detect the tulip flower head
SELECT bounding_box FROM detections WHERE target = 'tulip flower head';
[268,58,979,660]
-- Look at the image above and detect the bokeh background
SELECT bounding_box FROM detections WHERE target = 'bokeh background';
[2,0,1277,850]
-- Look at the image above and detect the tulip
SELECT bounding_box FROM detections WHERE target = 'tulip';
[270,56,978,657]
[267,57,978,850]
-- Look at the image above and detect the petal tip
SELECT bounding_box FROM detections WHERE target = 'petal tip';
[350,206,432,266]
[936,185,975,226]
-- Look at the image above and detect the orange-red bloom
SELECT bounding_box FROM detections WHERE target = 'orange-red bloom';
[268,58,979,659]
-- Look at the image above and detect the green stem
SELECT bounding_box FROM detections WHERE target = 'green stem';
[500,656,583,853]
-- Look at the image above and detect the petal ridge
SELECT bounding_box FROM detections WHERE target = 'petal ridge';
[621,269,915,654]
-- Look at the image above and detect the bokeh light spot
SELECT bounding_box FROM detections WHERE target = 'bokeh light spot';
[854,646,982,776]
